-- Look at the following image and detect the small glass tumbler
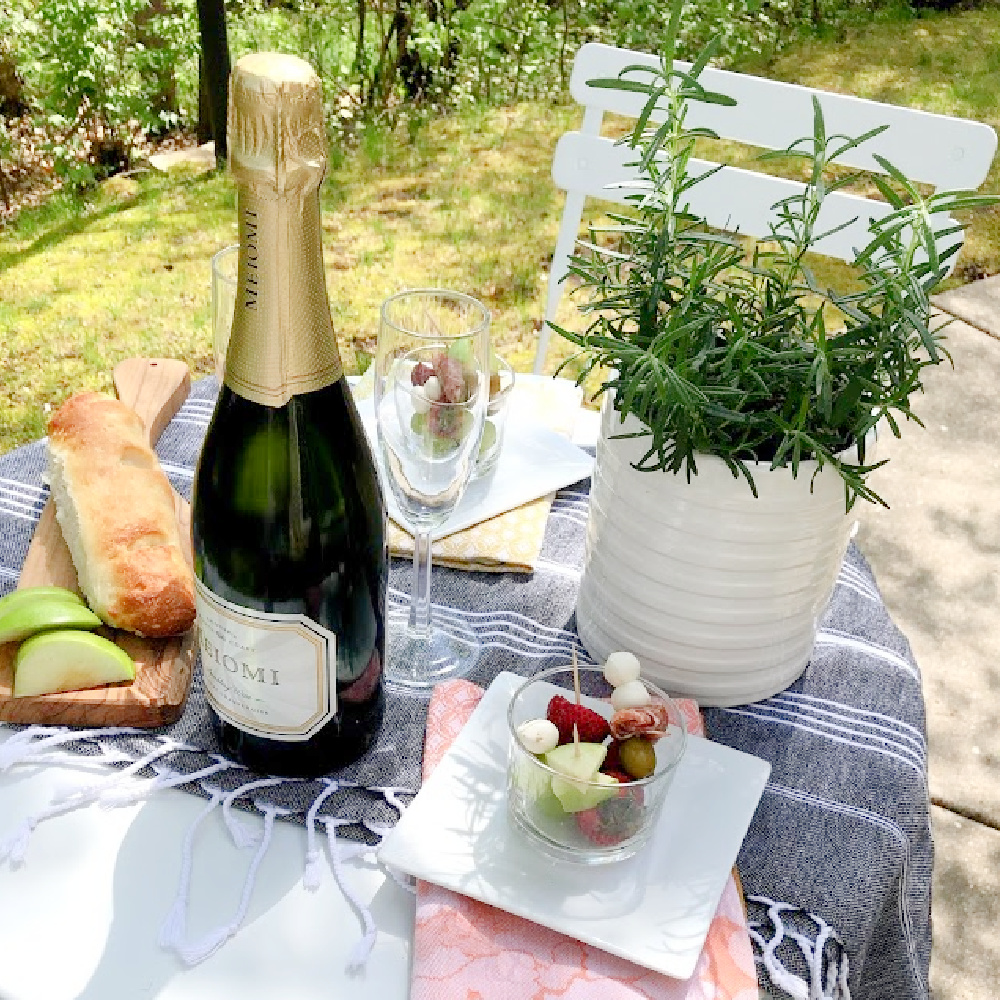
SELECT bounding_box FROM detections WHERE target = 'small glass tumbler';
[506,665,687,864]
[475,355,515,477]
[211,244,239,379]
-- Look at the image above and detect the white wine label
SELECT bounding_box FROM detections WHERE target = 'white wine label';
[195,578,337,741]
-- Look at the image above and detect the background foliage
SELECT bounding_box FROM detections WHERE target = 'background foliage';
[0,0,965,189]
[2,0,999,457]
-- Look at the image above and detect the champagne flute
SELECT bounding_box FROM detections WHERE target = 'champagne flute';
[374,289,490,691]
[211,244,238,379]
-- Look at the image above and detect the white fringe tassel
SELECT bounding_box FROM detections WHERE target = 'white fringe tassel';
[303,778,349,891]
[0,725,144,772]
[321,817,378,972]
[748,896,851,1000]
[160,788,292,966]
[159,789,226,952]
[222,777,288,849]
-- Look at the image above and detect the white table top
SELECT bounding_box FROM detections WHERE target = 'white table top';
[0,729,415,1000]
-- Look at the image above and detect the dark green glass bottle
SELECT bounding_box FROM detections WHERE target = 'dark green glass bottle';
[191,52,386,777]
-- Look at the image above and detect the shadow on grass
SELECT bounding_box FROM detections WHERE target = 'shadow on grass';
[0,171,222,272]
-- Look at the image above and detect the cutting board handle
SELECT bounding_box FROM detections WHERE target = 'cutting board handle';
[113,358,191,445]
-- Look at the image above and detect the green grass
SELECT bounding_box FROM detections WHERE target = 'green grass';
[1,8,999,454]
[741,8,1000,286]
[1,169,236,448]
[0,104,590,453]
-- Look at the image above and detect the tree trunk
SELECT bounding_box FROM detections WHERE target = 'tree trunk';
[0,46,27,117]
[197,58,212,144]
[195,0,231,164]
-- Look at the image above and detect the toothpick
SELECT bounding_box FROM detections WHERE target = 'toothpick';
[572,648,581,706]
[573,722,580,758]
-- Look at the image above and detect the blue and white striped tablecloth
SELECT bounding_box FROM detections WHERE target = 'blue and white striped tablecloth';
[0,376,931,1000]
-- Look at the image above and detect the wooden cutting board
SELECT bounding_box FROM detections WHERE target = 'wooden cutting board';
[0,358,198,727]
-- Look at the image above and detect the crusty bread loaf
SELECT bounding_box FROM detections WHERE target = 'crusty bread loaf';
[47,392,196,638]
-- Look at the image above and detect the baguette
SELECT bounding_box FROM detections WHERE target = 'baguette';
[46,392,196,638]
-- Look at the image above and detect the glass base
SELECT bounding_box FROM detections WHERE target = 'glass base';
[506,800,647,865]
[385,610,481,695]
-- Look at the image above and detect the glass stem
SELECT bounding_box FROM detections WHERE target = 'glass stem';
[409,528,433,637]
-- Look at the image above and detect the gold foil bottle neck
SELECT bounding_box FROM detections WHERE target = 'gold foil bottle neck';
[228,52,327,194]
[224,52,343,406]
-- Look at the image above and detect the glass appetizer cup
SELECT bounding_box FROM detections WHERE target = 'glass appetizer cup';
[474,355,515,478]
[506,665,687,864]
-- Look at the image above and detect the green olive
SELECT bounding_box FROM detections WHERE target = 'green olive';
[619,736,656,780]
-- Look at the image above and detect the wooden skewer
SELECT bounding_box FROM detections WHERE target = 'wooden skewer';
[572,649,581,758]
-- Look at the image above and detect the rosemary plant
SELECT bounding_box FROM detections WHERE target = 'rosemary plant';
[553,0,996,509]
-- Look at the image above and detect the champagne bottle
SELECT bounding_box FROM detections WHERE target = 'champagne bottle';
[191,52,387,777]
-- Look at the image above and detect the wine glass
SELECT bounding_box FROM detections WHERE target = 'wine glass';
[211,244,238,379]
[374,289,491,692]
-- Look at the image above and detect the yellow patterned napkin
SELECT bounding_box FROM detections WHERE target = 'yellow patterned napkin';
[388,376,585,573]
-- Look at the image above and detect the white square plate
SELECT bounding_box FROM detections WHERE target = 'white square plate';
[378,672,771,980]
[354,397,594,540]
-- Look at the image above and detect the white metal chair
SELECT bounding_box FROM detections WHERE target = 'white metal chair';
[534,41,998,373]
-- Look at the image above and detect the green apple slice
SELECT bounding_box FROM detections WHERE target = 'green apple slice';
[0,598,103,645]
[13,630,136,698]
[0,586,85,617]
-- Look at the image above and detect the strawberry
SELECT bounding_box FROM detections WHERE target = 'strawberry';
[545,695,611,746]
[601,740,623,775]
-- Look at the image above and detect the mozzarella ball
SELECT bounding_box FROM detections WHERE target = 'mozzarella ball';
[411,389,431,414]
[423,375,442,402]
[611,679,651,711]
[603,650,641,688]
[516,718,560,755]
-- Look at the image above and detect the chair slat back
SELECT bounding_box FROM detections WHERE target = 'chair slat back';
[570,44,996,189]
[535,41,997,373]
[553,133,899,263]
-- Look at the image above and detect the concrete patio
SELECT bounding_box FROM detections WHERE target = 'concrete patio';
[855,279,1000,1000]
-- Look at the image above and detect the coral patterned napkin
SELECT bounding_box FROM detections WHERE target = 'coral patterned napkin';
[412,679,759,1000]
[388,376,586,574]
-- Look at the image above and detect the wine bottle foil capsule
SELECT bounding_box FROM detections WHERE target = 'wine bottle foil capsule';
[223,52,342,406]
[227,52,327,195]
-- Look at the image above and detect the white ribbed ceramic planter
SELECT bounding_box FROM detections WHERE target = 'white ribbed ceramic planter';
[575,400,860,706]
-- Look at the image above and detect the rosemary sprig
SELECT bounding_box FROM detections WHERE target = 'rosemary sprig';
[553,0,997,510]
